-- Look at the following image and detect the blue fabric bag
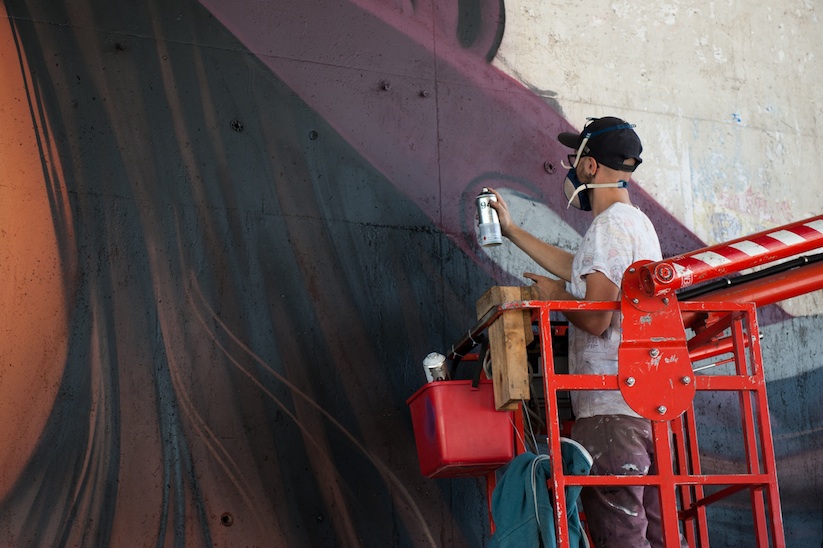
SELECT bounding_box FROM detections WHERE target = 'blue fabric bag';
[488,438,592,548]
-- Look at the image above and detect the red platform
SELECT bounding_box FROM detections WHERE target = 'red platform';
[410,216,823,546]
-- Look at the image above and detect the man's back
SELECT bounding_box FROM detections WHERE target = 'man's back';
[567,202,662,419]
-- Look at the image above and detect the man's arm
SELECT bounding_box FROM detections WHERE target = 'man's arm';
[486,187,616,334]
[488,189,574,281]
[525,270,618,336]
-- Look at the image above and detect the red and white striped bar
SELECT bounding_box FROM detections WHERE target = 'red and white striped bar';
[639,215,823,297]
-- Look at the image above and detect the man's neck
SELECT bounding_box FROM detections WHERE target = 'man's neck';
[591,188,631,216]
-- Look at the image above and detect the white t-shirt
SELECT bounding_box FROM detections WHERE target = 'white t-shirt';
[567,202,662,419]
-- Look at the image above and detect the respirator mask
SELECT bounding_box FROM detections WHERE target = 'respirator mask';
[562,167,628,211]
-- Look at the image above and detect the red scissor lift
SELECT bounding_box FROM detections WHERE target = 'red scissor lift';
[432,215,823,547]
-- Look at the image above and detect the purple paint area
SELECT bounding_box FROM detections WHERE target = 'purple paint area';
[198,0,790,324]
[198,0,705,258]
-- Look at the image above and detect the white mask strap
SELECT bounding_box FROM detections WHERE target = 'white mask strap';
[565,180,629,209]
[566,184,588,209]
[560,136,592,169]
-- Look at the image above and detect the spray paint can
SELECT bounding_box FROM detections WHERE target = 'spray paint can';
[422,352,448,382]
[475,188,503,247]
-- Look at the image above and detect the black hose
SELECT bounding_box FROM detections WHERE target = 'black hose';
[677,252,823,300]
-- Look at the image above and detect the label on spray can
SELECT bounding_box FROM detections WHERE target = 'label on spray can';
[475,188,503,247]
[422,352,448,382]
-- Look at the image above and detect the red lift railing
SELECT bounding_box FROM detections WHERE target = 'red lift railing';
[524,298,781,547]
[417,214,823,547]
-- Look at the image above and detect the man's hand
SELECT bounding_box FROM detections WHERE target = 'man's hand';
[523,272,570,300]
[525,270,619,336]
[486,188,516,237]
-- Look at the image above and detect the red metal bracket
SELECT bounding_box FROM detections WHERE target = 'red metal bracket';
[619,260,696,421]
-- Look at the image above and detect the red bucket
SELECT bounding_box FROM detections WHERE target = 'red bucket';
[407,380,514,478]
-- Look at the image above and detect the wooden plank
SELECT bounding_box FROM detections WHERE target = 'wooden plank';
[475,286,537,410]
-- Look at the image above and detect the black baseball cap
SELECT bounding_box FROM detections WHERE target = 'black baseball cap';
[558,116,643,172]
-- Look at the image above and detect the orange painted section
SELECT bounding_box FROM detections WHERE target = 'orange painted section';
[0,5,74,498]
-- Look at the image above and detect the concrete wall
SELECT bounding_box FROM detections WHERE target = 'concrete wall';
[497,0,823,317]
[0,0,820,546]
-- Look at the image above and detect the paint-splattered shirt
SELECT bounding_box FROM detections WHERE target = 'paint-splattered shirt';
[568,202,662,419]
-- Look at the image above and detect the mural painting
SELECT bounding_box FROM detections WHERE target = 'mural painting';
[1,0,821,546]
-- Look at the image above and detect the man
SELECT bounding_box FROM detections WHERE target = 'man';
[489,116,685,547]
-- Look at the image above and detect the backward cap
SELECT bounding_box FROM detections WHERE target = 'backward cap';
[558,116,643,172]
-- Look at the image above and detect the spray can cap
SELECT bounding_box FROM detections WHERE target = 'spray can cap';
[423,352,446,366]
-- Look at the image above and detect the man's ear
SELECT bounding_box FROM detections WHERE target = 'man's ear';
[586,156,598,178]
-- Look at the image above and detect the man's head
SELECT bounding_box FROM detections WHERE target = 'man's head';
[558,116,642,211]
[558,116,642,173]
